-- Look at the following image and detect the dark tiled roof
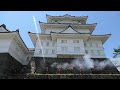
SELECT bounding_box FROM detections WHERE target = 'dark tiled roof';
[0,24,11,32]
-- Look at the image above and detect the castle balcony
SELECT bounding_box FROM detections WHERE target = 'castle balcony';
[56,51,84,58]
[56,50,85,55]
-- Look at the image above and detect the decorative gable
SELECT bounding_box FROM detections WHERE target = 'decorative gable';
[0,24,10,32]
[59,26,80,34]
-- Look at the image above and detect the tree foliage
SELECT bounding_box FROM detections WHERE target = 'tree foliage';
[114,45,120,53]
[114,49,120,53]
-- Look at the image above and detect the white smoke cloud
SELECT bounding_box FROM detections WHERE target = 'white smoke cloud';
[62,63,69,70]
[50,54,115,71]
[57,64,62,69]
[71,59,83,70]
[51,62,58,68]
[83,54,94,69]
[97,61,107,70]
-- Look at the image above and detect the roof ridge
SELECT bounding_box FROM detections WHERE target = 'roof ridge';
[0,24,11,32]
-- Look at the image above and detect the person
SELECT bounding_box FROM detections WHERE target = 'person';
[21,67,26,73]
[30,61,36,74]
[69,64,74,74]
[56,65,61,74]
[46,67,48,74]
[31,66,35,74]
[90,68,94,74]
[80,64,83,74]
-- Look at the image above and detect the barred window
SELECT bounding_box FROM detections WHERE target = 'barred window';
[41,42,43,46]
[52,50,55,54]
[46,42,49,46]
[73,40,79,43]
[97,50,100,55]
[61,47,68,52]
[39,49,42,54]
[91,50,94,55]
[74,47,80,52]
[45,49,48,54]
[85,50,88,54]
[61,40,67,43]
[84,43,87,47]
[52,42,55,46]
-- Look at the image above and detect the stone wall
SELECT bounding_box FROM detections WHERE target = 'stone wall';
[0,53,24,76]
[29,57,119,74]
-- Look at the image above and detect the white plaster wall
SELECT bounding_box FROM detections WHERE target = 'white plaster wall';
[75,29,90,33]
[34,37,106,58]
[34,38,57,57]
[0,38,12,53]
[56,38,85,55]
[84,40,106,58]
[8,38,30,65]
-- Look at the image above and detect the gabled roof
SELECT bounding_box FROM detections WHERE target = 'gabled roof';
[59,25,80,34]
[28,32,46,47]
[28,32,38,47]
[39,22,97,33]
[28,31,50,47]
[16,29,30,53]
[0,24,11,32]
[50,25,90,34]
[0,24,30,53]
[0,30,30,53]
[88,34,111,44]
[46,14,88,23]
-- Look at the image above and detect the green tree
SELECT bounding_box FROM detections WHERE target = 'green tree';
[113,46,120,58]
[114,46,120,53]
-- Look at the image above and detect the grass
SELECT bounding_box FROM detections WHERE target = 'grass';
[22,73,120,79]
[1,73,120,79]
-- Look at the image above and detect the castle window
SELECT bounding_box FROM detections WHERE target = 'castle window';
[41,42,43,46]
[100,51,104,56]
[52,42,55,46]
[97,50,100,55]
[84,43,87,47]
[74,47,80,52]
[91,50,94,55]
[73,40,79,43]
[39,49,42,54]
[85,50,88,54]
[52,50,55,54]
[47,37,50,40]
[92,43,94,47]
[61,40,67,43]
[95,43,98,47]
[90,43,92,47]
[46,42,49,46]
[45,49,48,54]
[61,47,68,52]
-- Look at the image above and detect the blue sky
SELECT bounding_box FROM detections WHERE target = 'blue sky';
[0,11,120,58]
